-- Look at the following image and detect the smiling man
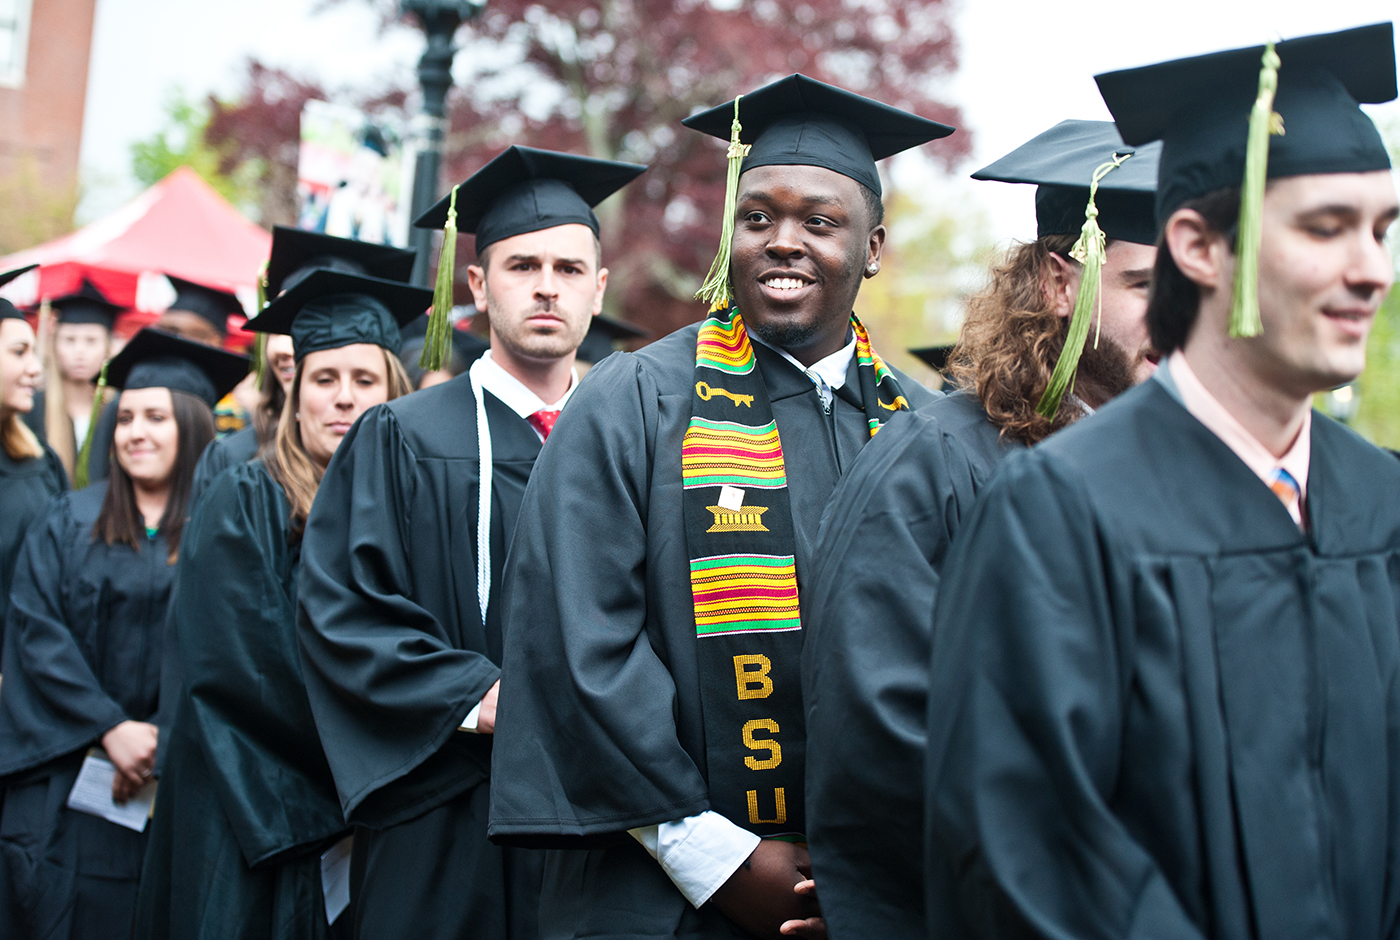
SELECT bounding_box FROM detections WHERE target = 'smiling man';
[295,147,645,940]
[488,75,948,940]
[924,23,1400,940]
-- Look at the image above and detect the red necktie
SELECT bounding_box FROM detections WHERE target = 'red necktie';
[527,409,560,441]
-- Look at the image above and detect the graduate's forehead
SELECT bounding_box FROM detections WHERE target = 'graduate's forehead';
[481,223,600,265]
[1263,170,1399,219]
[736,164,865,211]
[117,386,174,412]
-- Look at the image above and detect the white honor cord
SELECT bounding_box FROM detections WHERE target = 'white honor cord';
[467,358,494,626]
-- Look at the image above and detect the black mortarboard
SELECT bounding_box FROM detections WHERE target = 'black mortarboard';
[165,276,244,337]
[51,279,123,329]
[244,269,433,362]
[1096,22,1396,222]
[413,146,647,253]
[909,344,955,373]
[972,120,1162,245]
[105,328,249,408]
[576,314,648,364]
[265,227,418,297]
[0,264,37,322]
[682,73,955,198]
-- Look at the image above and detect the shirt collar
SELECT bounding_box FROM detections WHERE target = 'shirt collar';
[471,348,578,420]
[749,328,857,409]
[1161,352,1311,501]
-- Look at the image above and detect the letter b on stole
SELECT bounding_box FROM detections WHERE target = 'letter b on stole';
[733,654,773,700]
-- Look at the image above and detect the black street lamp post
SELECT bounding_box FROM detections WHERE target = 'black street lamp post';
[401,0,486,286]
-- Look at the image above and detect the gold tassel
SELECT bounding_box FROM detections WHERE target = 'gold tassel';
[696,95,751,312]
[75,361,108,490]
[420,185,460,372]
[1230,41,1283,338]
[1036,153,1130,418]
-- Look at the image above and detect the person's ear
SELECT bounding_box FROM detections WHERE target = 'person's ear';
[465,264,488,313]
[1043,251,1079,319]
[863,225,887,279]
[1163,208,1227,291]
[592,268,609,317]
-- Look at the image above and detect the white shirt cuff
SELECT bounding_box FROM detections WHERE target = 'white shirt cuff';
[628,810,760,908]
[457,701,483,732]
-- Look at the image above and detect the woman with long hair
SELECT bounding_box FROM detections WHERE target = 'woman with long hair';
[0,330,246,939]
[135,271,424,940]
[0,268,66,632]
[22,282,120,482]
[186,227,415,506]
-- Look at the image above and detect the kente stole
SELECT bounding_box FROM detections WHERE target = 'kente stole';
[682,308,908,836]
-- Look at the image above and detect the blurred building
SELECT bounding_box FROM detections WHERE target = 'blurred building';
[0,0,96,198]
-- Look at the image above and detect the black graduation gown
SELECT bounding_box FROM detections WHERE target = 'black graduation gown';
[148,424,263,773]
[488,324,937,940]
[801,389,1015,940]
[297,372,546,940]
[189,425,259,508]
[0,483,173,940]
[134,461,346,940]
[924,378,1400,940]
[0,443,66,636]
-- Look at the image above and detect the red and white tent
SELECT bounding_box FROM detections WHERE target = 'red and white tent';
[0,166,271,337]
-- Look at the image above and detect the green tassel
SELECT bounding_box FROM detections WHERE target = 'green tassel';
[696,95,751,312]
[1036,153,1130,419]
[420,184,459,372]
[253,261,269,386]
[75,361,108,490]
[1231,41,1283,339]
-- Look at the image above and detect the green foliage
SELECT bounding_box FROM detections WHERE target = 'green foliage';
[1353,285,1400,449]
[1348,116,1400,449]
[129,91,263,215]
[854,184,996,388]
[0,156,79,254]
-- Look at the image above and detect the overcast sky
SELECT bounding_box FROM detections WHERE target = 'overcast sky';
[78,0,1400,239]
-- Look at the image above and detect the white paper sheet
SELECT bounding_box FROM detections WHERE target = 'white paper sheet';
[321,834,354,924]
[65,751,156,832]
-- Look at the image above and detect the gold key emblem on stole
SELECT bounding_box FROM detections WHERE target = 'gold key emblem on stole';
[696,381,754,407]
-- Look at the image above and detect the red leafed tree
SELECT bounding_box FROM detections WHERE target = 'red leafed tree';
[204,62,328,229]
[375,0,968,336]
[226,1,969,336]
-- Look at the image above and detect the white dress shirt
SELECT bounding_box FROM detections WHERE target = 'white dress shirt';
[750,331,857,411]
[469,348,579,437]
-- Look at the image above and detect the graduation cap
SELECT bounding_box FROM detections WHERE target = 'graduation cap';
[51,279,123,329]
[974,121,1167,417]
[165,276,244,337]
[244,269,433,362]
[414,146,647,250]
[909,344,955,373]
[265,227,418,298]
[972,120,1162,246]
[1096,22,1395,337]
[682,73,956,309]
[105,328,249,408]
[0,264,37,322]
[576,314,648,365]
[411,146,647,372]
